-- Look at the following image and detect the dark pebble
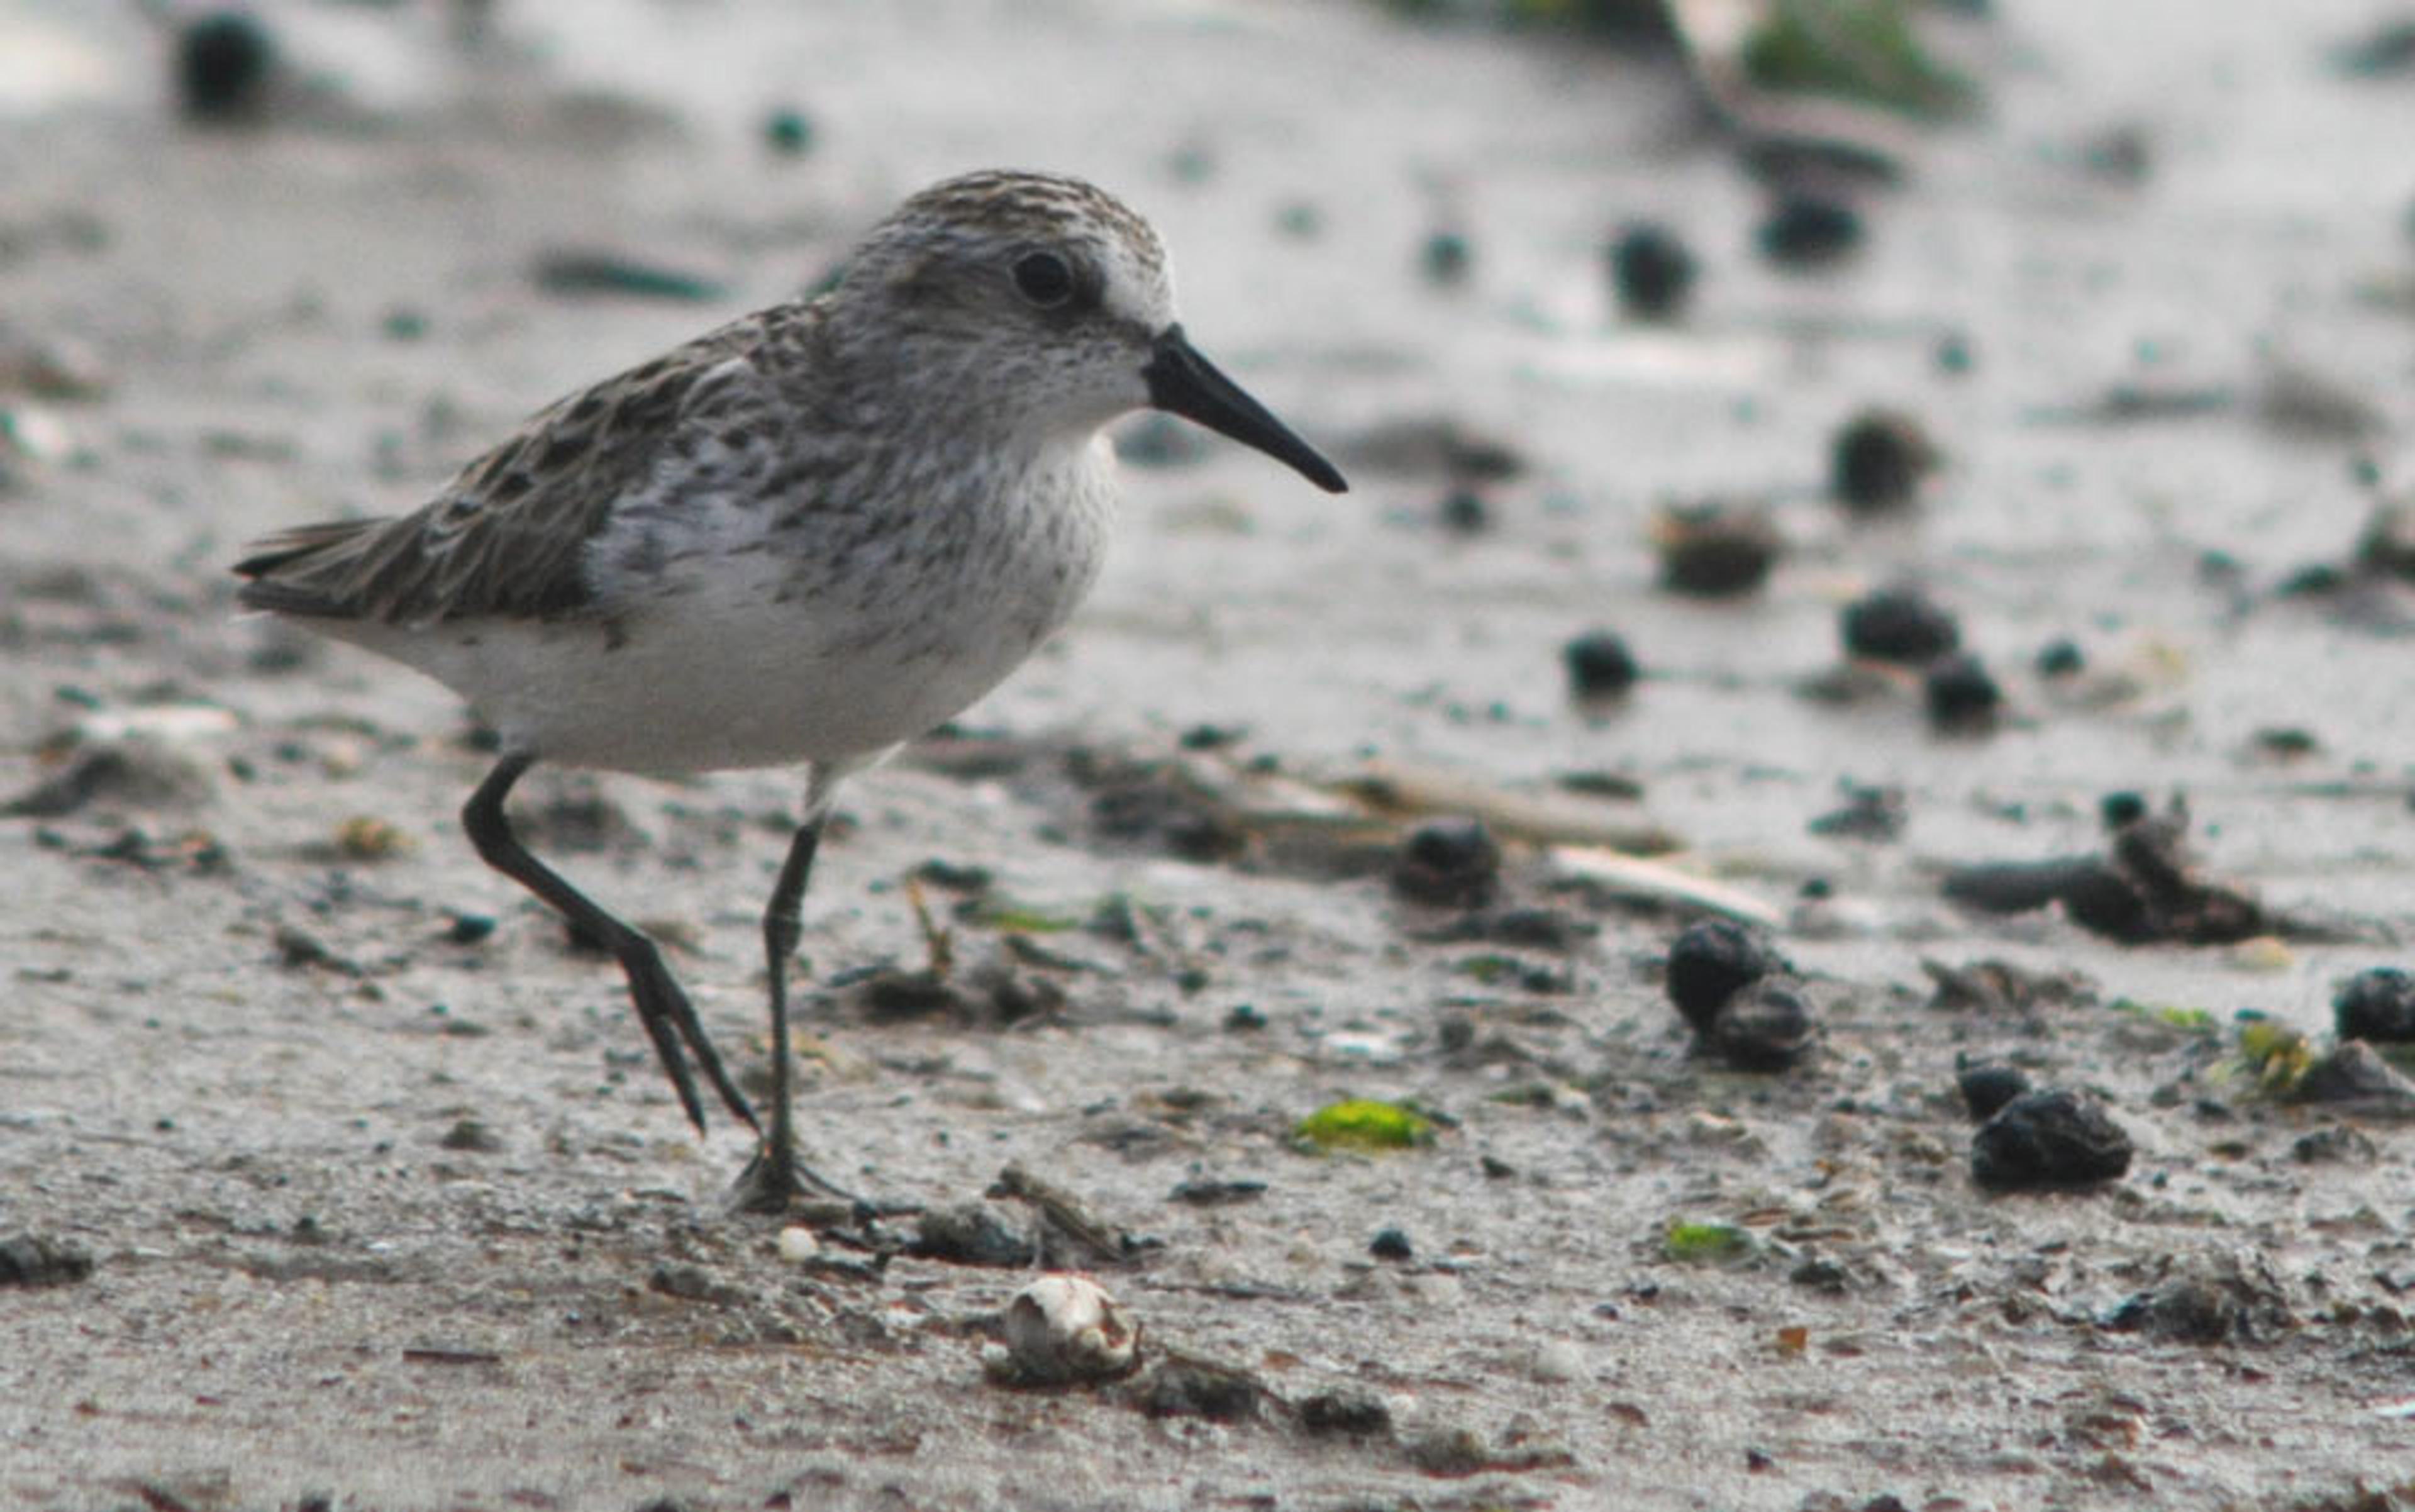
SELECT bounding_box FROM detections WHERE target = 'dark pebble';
[1421,230,1473,286]
[1368,1227,1414,1261]
[178,10,275,123]
[1935,330,1975,375]
[533,250,727,304]
[1392,818,1501,909]
[1438,487,1489,533]
[2291,1125,2377,1164]
[1840,586,1960,664]
[1971,1090,2133,1190]
[1298,1389,1393,1438]
[1665,918,1785,1033]
[1168,1177,1267,1207]
[906,1202,1035,1267]
[763,106,814,155]
[1223,1003,1268,1032]
[1806,783,1904,842]
[445,912,497,945]
[1757,192,1863,270]
[1563,629,1640,699]
[1955,1062,2031,1123]
[1607,223,1698,320]
[1655,501,1783,596]
[1709,979,1816,1070]
[0,1234,94,1289]
[2035,638,2085,677]
[2334,967,2415,1042]
[2292,1042,2415,1108]
[1139,1357,1263,1421]
[1829,410,1937,513]
[2099,791,2147,830]
[1923,652,2001,731]
[439,1118,502,1153]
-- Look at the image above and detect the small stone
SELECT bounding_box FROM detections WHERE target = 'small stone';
[177,10,275,123]
[0,1234,93,1288]
[1392,818,1501,909]
[1923,652,2001,731]
[2292,1042,2415,1110]
[2099,791,2148,830]
[775,1226,820,1264]
[1806,783,1904,842]
[1137,1355,1263,1420]
[2035,638,2085,677]
[1608,223,1698,320]
[1709,979,1816,1070]
[1971,1090,2133,1190]
[1438,487,1489,533]
[1421,229,1473,286]
[1407,1426,1491,1477]
[909,1202,1035,1267]
[1653,501,1782,596]
[1955,1063,2031,1123]
[1665,918,1786,1033]
[2291,1125,2378,1164]
[1297,1389,1392,1438]
[445,913,497,945]
[1563,629,1640,699]
[984,1274,1141,1386]
[1829,409,1938,513]
[1840,586,1960,664]
[2334,968,2415,1043]
[1757,191,1863,269]
[763,106,814,155]
[1368,1227,1414,1262]
[438,1118,501,1153]
[1526,1338,1584,1383]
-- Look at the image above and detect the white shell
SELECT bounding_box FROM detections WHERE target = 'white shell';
[984,1273,1141,1386]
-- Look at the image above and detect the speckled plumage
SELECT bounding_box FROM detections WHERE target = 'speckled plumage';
[231,169,1344,1206]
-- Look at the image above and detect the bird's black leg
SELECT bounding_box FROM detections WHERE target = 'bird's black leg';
[462,753,759,1138]
[732,811,867,1213]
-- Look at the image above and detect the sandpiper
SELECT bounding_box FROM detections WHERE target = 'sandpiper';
[235,169,1346,1210]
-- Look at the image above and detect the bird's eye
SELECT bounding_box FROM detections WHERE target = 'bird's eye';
[1011,250,1077,309]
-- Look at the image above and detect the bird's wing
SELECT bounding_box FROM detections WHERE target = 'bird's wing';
[233,306,809,626]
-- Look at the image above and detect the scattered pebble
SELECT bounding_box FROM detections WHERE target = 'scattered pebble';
[1923,652,2001,731]
[1607,223,1697,320]
[1840,586,1960,664]
[1392,818,1501,908]
[1563,629,1640,699]
[334,814,414,860]
[1297,1389,1393,1438]
[1,739,214,818]
[1955,1062,2031,1123]
[533,250,727,303]
[1757,192,1863,269]
[2103,1255,2294,1345]
[438,1118,501,1153]
[1709,979,1817,1070]
[1437,486,1490,533]
[908,1201,1035,1267]
[984,1274,1141,1387]
[1420,228,1473,286]
[1167,1177,1267,1207]
[762,106,814,155]
[445,913,497,945]
[1806,783,1904,842]
[2334,967,2415,1043]
[1829,409,1938,513]
[2291,1042,2415,1113]
[0,1234,92,1289]
[2035,638,2085,677]
[1665,918,1787,1033]
[2291,1125,2378,1164]
[1136,1354,1264,1421]
[1970,1090,2133,1190]
[1525,1338,1584,1384]
[1368,1227,1414,1261]
[177,9,275,124]
[1653,501,1783,596]
[775,1226,820,1265]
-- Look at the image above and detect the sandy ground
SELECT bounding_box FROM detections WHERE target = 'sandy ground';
[6,1,2415,1508]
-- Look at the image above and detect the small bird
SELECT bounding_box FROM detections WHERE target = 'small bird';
[234,170,1346,1211]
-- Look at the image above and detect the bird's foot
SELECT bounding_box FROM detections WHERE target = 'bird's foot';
[730,1138,914,1225]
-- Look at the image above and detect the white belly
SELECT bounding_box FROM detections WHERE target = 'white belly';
[329,447,1116,775]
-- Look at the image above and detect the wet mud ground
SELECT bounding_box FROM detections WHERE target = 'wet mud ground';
[6,1,2415,1508]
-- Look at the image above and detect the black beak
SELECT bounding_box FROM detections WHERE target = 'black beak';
[1142,325,1347,494]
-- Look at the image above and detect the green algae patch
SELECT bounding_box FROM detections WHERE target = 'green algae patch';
[1294,1099,1436,1153]
[1663,1220,1754,1264]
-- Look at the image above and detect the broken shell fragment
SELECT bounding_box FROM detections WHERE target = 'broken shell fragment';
[984,1273,1142,1387]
